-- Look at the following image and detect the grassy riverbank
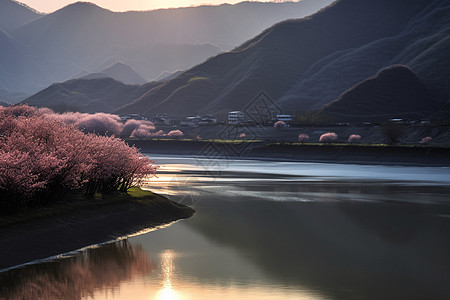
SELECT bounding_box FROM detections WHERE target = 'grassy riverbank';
[0,188,194,269]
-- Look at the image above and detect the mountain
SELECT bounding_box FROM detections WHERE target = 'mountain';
[321,65,438,122]
[117,0,450,117]
[432,101,450,124]
[0,27,47,96]
[0,0,42,32]
[8,0,331,94]
[80,62,147,85]
[0,100,11,107]
[155,70,184,82]
[91,43,223,82]
[278,0,450,113]
[23,78,160,113]
[0,88,28,104]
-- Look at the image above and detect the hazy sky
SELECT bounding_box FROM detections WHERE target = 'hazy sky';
[20,0,289,13]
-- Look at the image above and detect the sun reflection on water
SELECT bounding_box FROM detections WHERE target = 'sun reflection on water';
[155,250,185,300]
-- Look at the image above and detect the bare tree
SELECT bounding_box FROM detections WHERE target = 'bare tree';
[382,122,404,144]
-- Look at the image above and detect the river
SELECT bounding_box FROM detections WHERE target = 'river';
[1,155,450,299]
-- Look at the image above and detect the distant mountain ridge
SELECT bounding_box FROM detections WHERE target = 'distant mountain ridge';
[3,0,331,95]
[23,78,160,113]
[79,62,147,85]
[22,0,450,122]
[0,0,41,31]
[116,0,450,120]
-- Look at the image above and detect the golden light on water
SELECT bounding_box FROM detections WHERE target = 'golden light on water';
[155,250,185,300]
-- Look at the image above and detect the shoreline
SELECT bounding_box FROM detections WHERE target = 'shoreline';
[0,191,194,270]
[128,140,450,167]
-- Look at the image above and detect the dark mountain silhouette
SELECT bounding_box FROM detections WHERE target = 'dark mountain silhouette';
[432,101,450,124]
[79,62,147,85]
[279,0,450,112]
[23,78,160,113]
[0,0,41,32]
[116,0,450,119]
[7,0,330,94]
[321,65,438,122]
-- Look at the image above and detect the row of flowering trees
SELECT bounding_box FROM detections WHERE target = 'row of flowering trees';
[297,132,361,144]
[0,106,157,210]
[297,132,433,144]
[44,111,183,138]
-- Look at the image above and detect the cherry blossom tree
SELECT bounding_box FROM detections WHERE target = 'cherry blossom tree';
[130,125,159,138]
[121,120,155,138]
[167,130,184,138]
[274,121,286,128]
[348,134,361,144]
[298,133,310,144]
[0,105,157,209]
[319,132,338,143]
[420,136,432,145]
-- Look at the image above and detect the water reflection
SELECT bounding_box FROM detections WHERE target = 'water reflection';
[0,241,155,300]
[156,250,183,300]
[2,157,450,300]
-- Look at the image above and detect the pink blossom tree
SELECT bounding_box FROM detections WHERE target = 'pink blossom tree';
[420,136,432,145]
[298,133,310,144]
[239,133,246,139]
[348,134,361,144]
[167,129,184,138]
[0,105,158,209]
[319,132,338,143]
[130,125,159,138]
[47,112,123,136]
[274,121,286,129]
[121,120,155,138]
[73,113,123,136]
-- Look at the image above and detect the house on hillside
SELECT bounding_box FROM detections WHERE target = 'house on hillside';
[276,114,294,123]
[228,111,245,124]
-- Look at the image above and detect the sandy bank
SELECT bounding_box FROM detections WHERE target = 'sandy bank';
[0,192,194,270]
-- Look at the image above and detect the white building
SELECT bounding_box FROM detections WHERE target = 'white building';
[228,111,245,124]
[276,114,294,123]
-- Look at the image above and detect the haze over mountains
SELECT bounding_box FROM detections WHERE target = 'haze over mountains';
[77,62,147,85]
[0,0,331,99]
[0,0,41,31]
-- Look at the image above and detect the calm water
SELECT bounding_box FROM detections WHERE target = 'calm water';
[1,155,450,300]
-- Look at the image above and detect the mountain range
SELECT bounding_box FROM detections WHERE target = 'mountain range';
[24,77,160,113]
[112,0,450,122]
[17,0,450,123]
[0,0,331,98]
[76,62,147,85]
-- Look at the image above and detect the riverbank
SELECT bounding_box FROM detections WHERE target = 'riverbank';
[0,188,194,270]
[128,139,450,167]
